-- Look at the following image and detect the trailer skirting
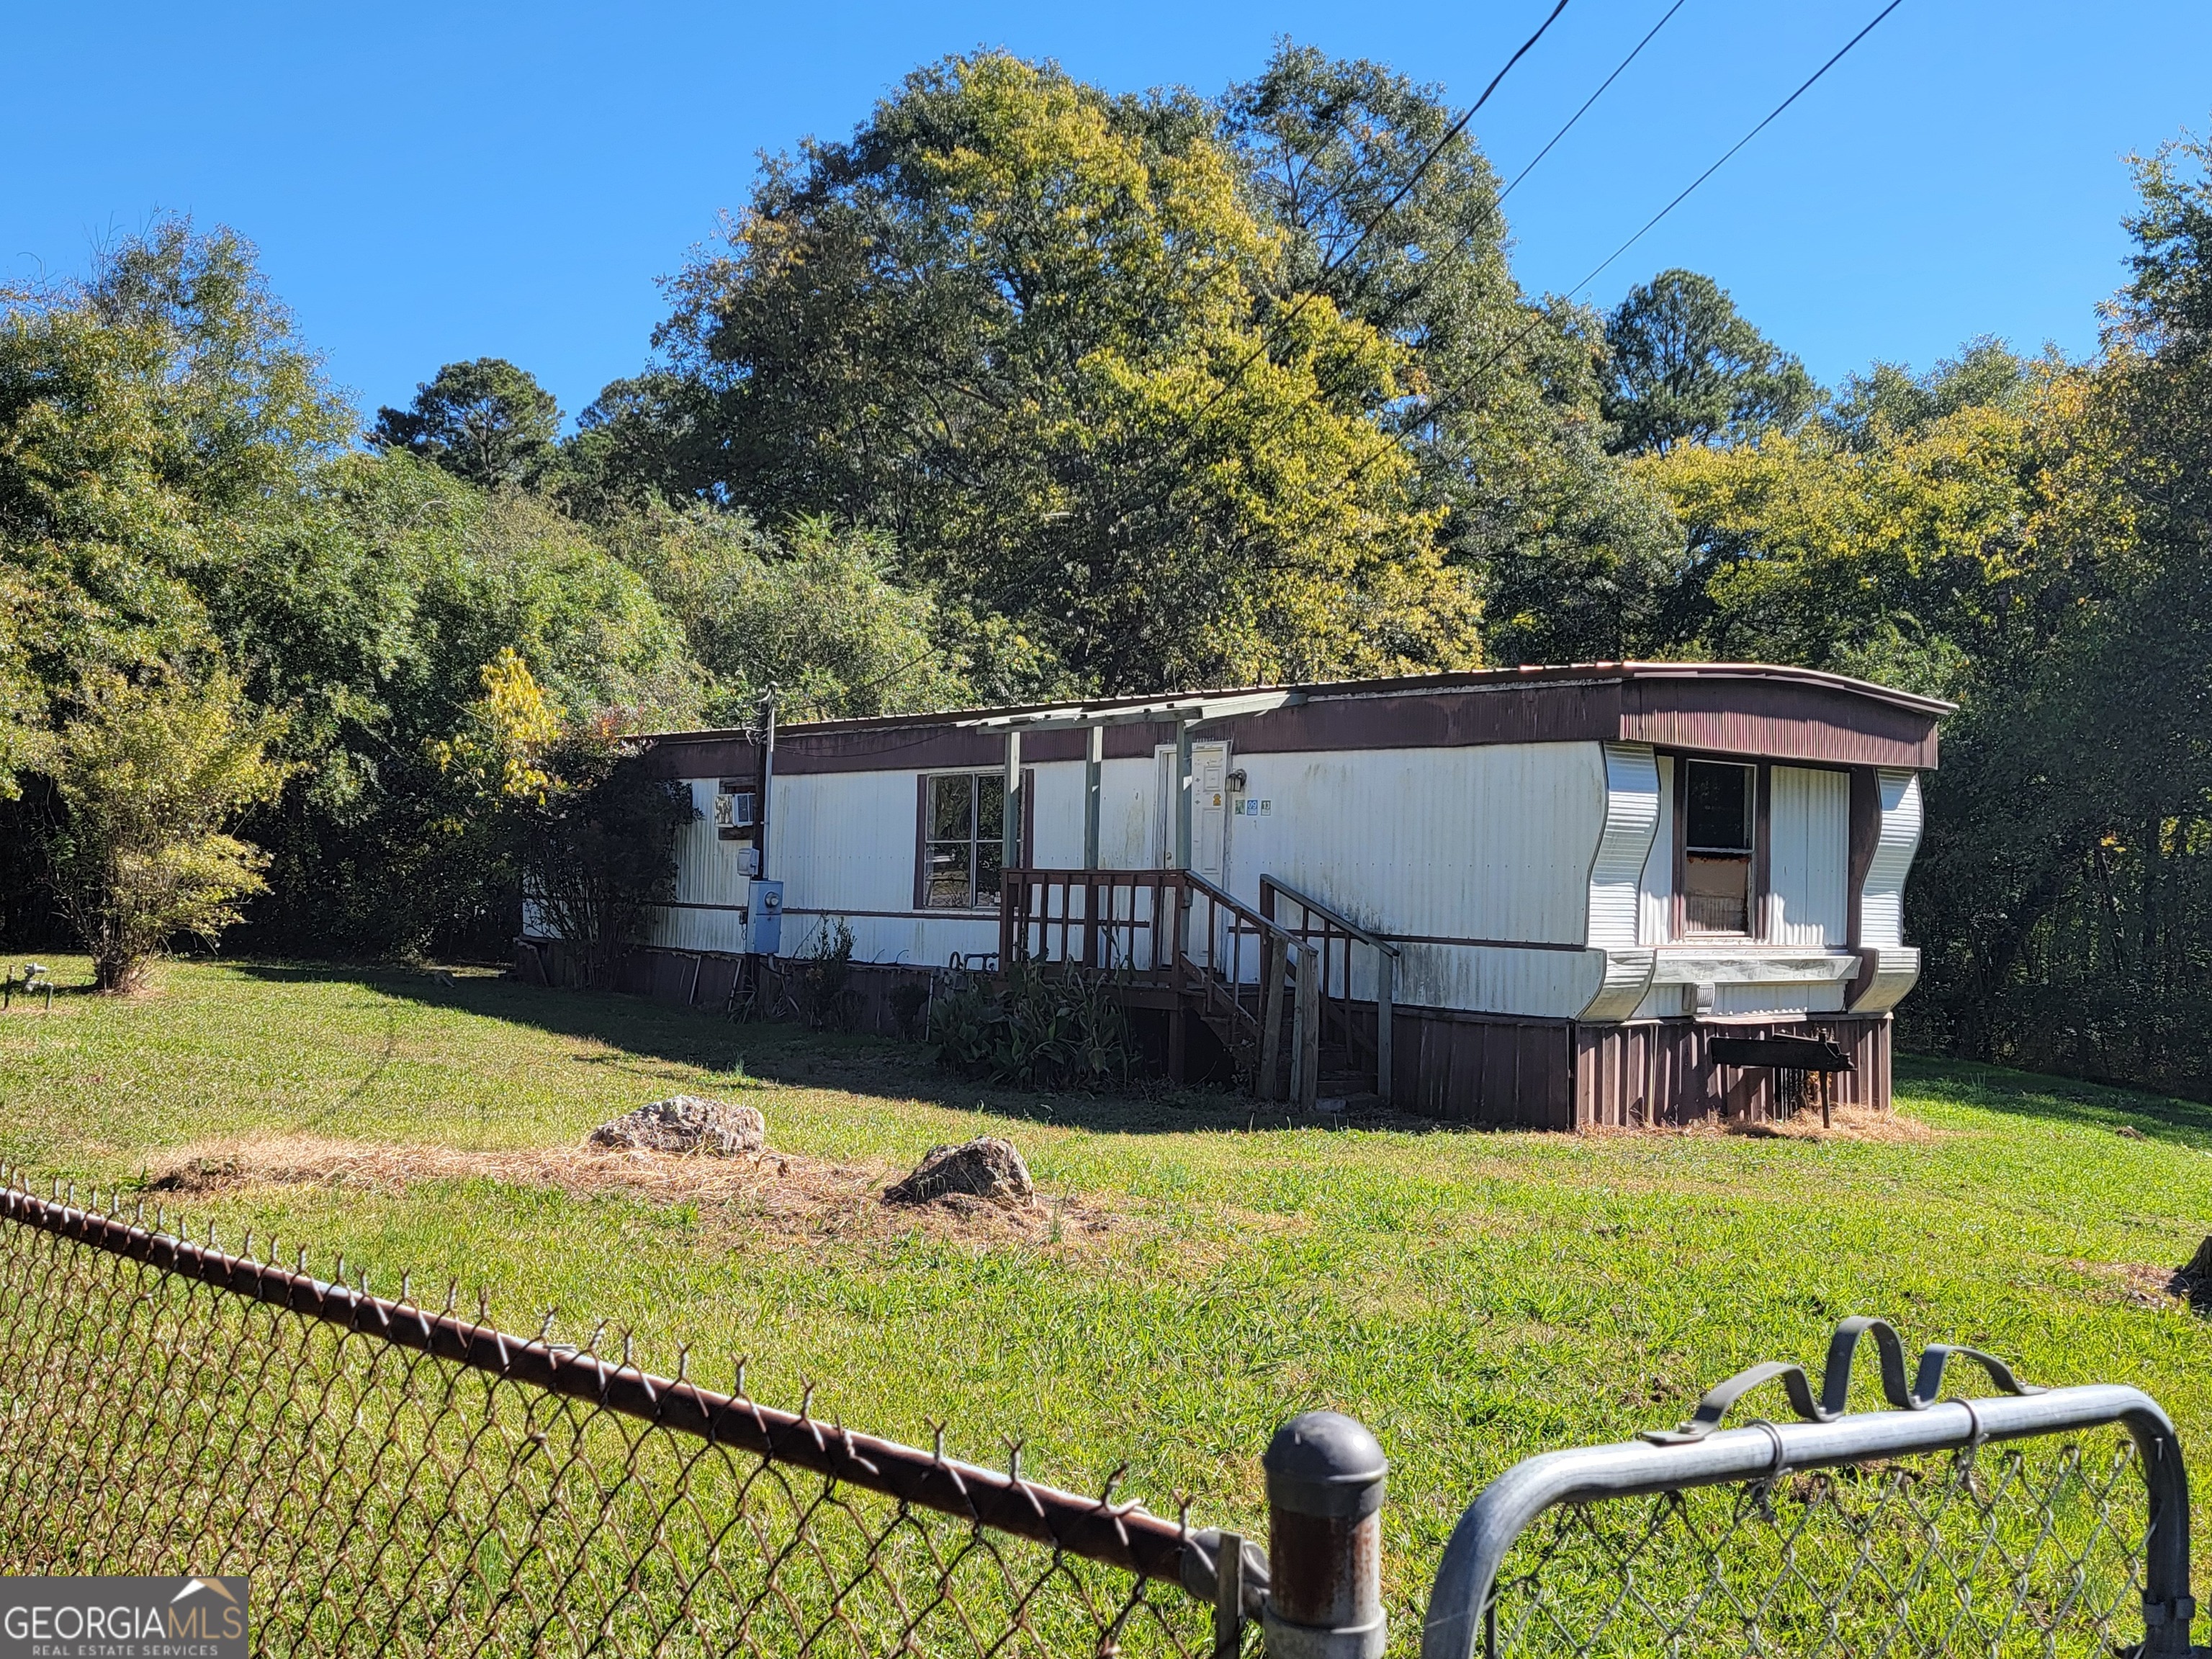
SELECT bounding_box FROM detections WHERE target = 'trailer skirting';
[517,940,1893,1130]
[1385,1008,1890,1130]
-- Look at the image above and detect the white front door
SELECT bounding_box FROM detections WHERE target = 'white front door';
[1155,741,1229,879]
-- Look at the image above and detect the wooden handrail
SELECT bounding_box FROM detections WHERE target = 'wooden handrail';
[1258,873,1398,1107]
[1258,876,1401,958]
[1182,870,1300,945]
[999,868,1318,1105]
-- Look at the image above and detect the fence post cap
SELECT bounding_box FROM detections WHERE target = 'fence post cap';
[1264,1411,1386,1519]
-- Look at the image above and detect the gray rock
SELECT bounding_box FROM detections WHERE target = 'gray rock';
[883,1136,1034,1208]
[589,1095,765,1156]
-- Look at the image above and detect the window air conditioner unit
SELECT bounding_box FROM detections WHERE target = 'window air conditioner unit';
[715,779,757,841]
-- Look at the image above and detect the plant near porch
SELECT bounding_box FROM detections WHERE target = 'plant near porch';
[933,960,1137,1089]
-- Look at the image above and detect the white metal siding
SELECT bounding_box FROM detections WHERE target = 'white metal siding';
[1590,745,1660,952]
[1858,770,1923,948]
[1767,766,1850,947]
[637,780,751,953]
[1393,944,1604,1020]
[1221,743,1606,951]
[642,903,747,954]
[1028,761,1087,868]
[673,780,752,907]
[1092,755,1156,870]
[1714,980,1848,1015]
[1638,755,1676,947]
[772,770,992,966]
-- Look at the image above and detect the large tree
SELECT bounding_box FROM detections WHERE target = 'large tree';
[1218,45,1687,665]
[1602,269,1819,457]
[0,218,350,781]
[1642,368,2053,693]
[577,51,1475,693]
[371,357,562,488]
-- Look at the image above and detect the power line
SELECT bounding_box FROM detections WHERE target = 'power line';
[1232,0,1694,481]
[1328,0,1691,331]
[1563,0,1907,313]
[1493,0,1689,219]
[832,4,1587,709]
[1147,0,1576,454]
[1336,0,1910,487]
[824,0,1899,708]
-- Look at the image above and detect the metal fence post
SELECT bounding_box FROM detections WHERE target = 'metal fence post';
[1263,1411,1386,1659]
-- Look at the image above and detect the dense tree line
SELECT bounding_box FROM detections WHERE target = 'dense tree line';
[3,46,2209,1094]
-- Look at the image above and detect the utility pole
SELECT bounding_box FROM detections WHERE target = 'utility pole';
[757,694,777,879]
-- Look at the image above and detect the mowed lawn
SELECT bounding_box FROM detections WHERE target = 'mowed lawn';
[5,955,2212,1600]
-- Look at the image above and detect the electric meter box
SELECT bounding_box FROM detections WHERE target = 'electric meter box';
[748,880,784,956]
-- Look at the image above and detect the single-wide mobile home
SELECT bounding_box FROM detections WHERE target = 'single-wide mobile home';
[523,663,1943,1128]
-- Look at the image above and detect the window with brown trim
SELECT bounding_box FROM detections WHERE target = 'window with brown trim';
[920,772,1007,910]
[1682,759,1755,935]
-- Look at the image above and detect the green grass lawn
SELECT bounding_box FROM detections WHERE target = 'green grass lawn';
[5,953,2212,1614]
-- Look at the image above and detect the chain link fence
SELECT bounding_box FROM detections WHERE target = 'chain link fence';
[1475,1434,2149,1658]
[0,1169,2200,1659]
[1421,1318,2194,1659]
[0,1173,1239,1658]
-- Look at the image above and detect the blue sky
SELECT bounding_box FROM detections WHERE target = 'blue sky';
[7,1,2206,428]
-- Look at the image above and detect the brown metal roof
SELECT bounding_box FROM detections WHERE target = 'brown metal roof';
[642,661,1954,746]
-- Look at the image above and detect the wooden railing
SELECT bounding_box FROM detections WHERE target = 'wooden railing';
[999,868,1322,1105]
[1259,875,1402,1105]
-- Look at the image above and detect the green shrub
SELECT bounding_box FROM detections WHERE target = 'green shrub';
[932,960,1136,1090]
[888,981,930,1039]
[791,917,856,1028]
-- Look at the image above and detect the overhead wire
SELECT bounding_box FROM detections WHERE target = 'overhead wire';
[1182,0,1697,516]
[826,0,1587,711]
[1330,0,1910,488]
[798,0,1905,712]
[1491,0,1689,220]
[1166,0,1577,441]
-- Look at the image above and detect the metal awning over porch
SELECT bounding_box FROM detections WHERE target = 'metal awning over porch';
[956,690,1305,873]
[953,688,1304,733]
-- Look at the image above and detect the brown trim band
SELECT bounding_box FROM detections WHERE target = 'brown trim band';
[641,661,1950,746]
[643,900,748,913]
[756,914,1587,950]
[1382,933,1589,953]
[781,906,999,922]
[644,677,1938,779]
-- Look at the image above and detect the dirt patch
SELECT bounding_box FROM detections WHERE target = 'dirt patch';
[1724,1106,1943,1143]
[2074,1259,2193,1311]
[146,1134,1125,1248]
[1563,1106,1941,1143]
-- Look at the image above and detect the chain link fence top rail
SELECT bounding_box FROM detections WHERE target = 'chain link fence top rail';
[1421,1318,2193,1659]
[0,1172,1264,1659]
